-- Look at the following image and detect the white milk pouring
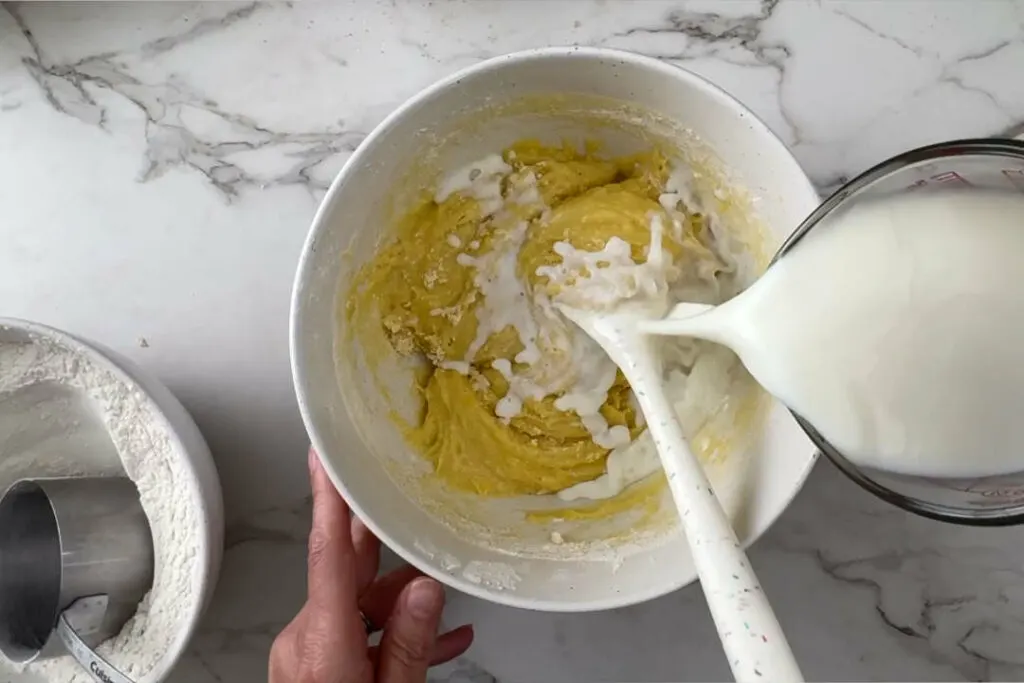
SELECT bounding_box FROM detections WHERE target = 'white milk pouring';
[647,188,1024,480]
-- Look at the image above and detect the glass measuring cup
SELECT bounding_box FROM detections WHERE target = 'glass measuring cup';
[773,138,1024,526]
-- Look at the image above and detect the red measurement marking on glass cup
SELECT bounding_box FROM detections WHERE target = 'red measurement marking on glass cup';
[1001,168,1024,193]
[961,478,1024,507]
[931,171,972,186]
[965,487,1024,508]
[904,171,972,190]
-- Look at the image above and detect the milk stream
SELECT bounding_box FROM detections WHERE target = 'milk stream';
[645,188,1024,479]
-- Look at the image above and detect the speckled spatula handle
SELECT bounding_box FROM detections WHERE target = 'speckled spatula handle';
[631,373,803,683]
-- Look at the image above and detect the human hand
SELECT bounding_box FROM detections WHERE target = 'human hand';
[269,449,474,683]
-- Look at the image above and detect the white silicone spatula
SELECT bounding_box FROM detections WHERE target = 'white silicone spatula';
[558,303,802,683]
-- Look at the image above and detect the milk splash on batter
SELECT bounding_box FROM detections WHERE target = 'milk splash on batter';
[352,141,759,500]
[438,157,746,499]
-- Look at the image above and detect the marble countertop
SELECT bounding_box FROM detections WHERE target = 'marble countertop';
[3,1,1024,681]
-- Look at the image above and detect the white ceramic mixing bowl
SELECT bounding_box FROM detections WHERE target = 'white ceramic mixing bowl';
[0,318,224,681]
[291,47,819,611]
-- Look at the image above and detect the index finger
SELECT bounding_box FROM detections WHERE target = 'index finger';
[306,448,367,653]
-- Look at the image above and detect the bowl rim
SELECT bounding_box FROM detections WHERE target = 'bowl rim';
[290,46,821,611]
[0,316,221,677]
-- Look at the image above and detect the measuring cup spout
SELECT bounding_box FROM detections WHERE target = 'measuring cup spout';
[637,302,729,343]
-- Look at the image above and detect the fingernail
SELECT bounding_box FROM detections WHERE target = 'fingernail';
[308,447,319,473]
[406,578,444,620]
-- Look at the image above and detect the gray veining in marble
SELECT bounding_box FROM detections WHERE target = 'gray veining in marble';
[2,2,1024,681]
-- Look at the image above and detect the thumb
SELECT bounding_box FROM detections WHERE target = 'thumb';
[377,577,446,683]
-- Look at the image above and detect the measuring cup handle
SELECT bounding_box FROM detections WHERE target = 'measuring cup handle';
[56,614,136,683]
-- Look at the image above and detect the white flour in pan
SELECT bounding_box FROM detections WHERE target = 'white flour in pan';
[0,334,201,683]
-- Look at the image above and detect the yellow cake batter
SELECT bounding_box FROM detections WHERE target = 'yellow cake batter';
[349,140,720,498]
